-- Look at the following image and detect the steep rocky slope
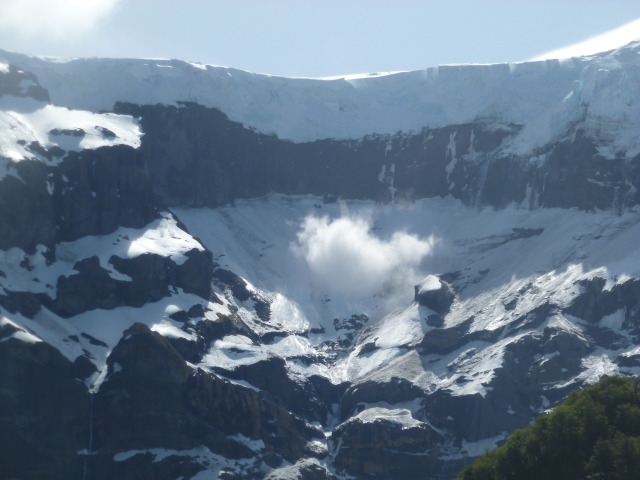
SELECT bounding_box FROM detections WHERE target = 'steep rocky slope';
[1,41,640,479]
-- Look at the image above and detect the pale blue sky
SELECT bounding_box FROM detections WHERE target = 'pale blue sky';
[1,0,639,77]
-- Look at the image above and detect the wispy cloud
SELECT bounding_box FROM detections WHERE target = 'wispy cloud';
[531,18,640,61]
[0,0,121,40]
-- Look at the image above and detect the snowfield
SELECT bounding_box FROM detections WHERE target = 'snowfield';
[1,40,639,156]
[6,194,640,399]
[0,95,141,180]
[173,195,640,389]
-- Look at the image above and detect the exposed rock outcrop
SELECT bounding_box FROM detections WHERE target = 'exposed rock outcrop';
[86,324,324,478]
[0,338,89,480]
[415,275,456,314]
[331,413,443,479]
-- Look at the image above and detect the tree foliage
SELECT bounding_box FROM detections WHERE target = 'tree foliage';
[455,376,640,480]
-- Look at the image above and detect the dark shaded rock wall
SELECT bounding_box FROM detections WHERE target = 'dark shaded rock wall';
[0,145,158,254]
[1,323,327,480]
[331,417,443,479]
[0,338,90,480]
[115,102,640,213]
[40,249,214,318]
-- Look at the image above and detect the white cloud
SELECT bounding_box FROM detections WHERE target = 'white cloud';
[531,18,640,61]
[292,213,436,298]
[0,0,121,39]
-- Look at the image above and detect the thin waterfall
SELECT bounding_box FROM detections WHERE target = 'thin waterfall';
[82,391,95,480]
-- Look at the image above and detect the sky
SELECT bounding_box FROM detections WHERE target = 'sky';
[0,0,639,78]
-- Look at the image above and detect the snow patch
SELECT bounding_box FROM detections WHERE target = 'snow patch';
[0,95,141,173]
[460,433,507,457]
[599,309,625,330]
[352,407,422,428]
[416,275,442,294]
[577,354,620,385]
[126,213,205,264]
[0,214,204,304]
[150,320,196,341]
[0,316,41,344]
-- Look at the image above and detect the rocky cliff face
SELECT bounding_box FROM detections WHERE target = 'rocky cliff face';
[2,42,640,480]
[114,101,640,213]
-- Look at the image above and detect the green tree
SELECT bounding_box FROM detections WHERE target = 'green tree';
[456,376,640,480]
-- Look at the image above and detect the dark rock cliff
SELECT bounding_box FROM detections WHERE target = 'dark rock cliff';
[0,337,90,480]
[115,102,640,212]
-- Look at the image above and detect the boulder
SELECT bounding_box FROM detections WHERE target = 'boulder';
[414,275,455,314]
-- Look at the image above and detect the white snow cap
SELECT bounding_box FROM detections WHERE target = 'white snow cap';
[1,38,639,152]
[417,275,442,294]
[531,20,640,61]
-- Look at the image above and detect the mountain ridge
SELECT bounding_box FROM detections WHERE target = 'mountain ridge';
[1,40,639,147]
[1,42,640,479]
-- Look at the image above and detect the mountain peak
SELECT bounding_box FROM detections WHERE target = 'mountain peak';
[531,18,640,61]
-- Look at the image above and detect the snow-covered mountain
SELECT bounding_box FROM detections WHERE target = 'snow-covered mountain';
[1,40,640,480]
